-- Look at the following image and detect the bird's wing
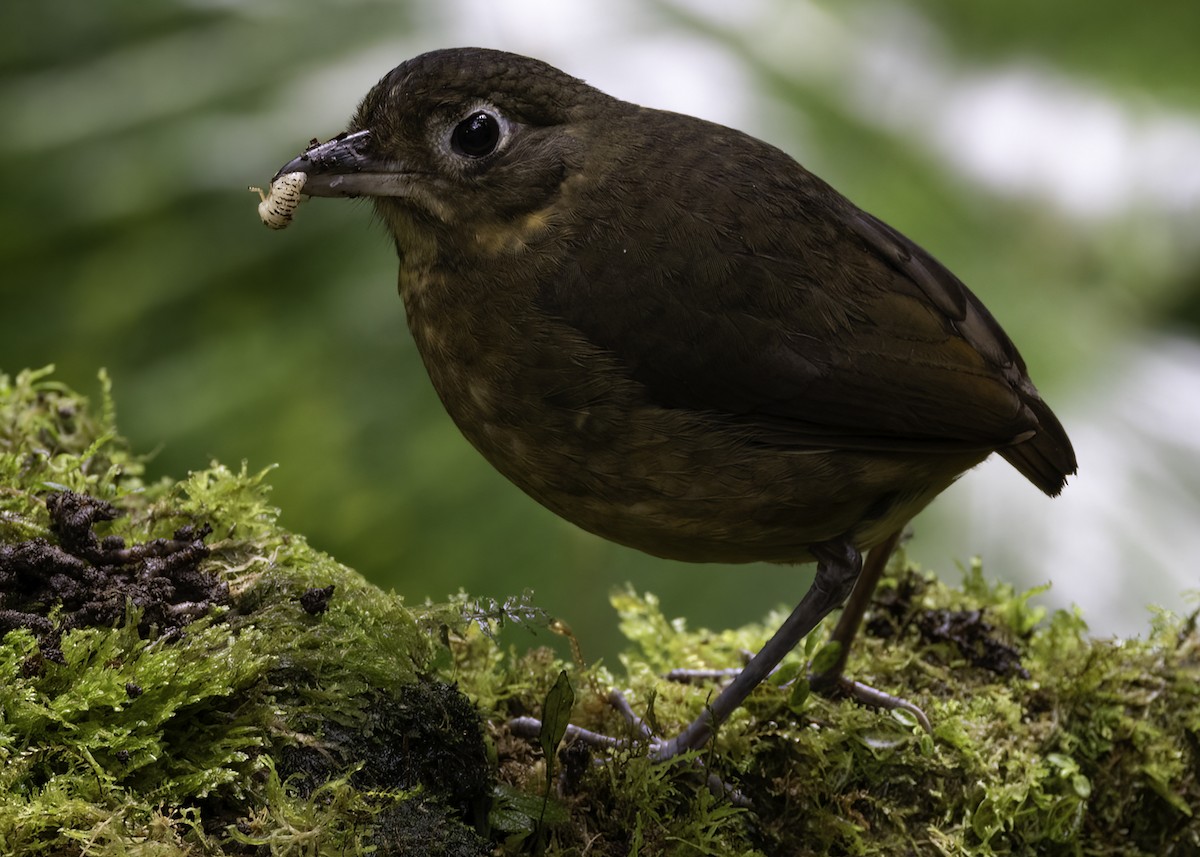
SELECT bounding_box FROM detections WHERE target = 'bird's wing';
[537,199,1043,457]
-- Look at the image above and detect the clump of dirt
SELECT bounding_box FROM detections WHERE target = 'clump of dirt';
[867,569,1028,678]
[297,583,335,615]
[0,490,226,663]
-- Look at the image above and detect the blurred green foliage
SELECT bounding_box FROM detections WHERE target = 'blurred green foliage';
[913,0,1200,101]
[2,0,1197,659]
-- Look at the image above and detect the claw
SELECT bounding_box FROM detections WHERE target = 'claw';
[816,675,932,732]
[508,690,753,808]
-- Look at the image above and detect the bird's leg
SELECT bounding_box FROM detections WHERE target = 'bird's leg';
[808,528,930,730]
[509,530,933,799]
[510,536,863,809]
[663,529,930,728]
[647,537,864,761]
[509,536,862,765]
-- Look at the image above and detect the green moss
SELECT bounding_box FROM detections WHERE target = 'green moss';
[487,566,1197,855]
[0,368,488,855]
[2,366,1197,855]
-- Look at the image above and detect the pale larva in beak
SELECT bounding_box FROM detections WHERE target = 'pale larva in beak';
[249,171,307,230]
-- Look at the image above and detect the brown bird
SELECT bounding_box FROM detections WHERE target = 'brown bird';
[267,47,1076,761]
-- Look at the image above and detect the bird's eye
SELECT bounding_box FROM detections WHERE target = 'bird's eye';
[451,111,501,158]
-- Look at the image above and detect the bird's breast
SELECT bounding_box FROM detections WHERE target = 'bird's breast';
[398,261,976,564]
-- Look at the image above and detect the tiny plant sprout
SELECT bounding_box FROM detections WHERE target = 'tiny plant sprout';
[249,171,307,230]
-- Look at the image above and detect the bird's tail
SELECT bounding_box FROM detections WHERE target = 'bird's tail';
[999,396,1077,497]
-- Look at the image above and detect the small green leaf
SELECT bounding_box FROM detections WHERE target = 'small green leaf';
[803,629,822,657]
[536,671,575,848]
[787,676,811,714]
[808,641,842,677]
[489,784,568,835]
[539,670,575,765]
[769,661,804,688]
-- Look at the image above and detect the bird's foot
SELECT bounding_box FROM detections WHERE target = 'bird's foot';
[664,650,754,684]
[808,672,931,731]
[508,689,752,807]
[509,536,866,808]
[664,658,931,732]
[508,690,644,754]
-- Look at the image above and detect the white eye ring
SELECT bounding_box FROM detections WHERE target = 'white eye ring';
[442,103,513,162]
[249,171,307,230]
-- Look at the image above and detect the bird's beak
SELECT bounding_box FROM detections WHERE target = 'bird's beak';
[271,129,412,198]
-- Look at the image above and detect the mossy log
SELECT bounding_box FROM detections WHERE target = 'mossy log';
[1,368,1196,856]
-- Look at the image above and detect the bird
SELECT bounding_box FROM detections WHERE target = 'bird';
[265,47,1076,762]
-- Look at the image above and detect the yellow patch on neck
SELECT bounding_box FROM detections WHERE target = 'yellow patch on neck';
[472,208,556,256]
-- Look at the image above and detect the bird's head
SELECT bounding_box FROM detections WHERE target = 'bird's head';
[272,48,617,242]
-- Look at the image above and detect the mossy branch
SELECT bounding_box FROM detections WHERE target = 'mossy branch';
[1,367,1196,856]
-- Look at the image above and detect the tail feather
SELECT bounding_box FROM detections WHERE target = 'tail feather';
[999,396,1077,497]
